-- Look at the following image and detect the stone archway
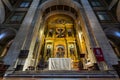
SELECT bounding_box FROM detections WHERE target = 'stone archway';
[31,0,97,71]
[39,0,82,11]
[39,0,98,60]
[22,0,99,71]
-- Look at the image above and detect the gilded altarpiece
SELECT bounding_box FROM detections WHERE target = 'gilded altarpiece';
[42,14,83,69]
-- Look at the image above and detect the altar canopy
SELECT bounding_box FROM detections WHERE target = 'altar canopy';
[48,58,72,70]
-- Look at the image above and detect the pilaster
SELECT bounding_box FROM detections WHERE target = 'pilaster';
[81,0,118,70]
[3,0,40,73]
[22,5,43,71]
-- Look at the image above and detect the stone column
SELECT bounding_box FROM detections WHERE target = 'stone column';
[0,0,5,23]
[2,0,13,11]
[22,11,43,70]
[78,10,97,64]
[81,0,118,70]
[3,0,40,73]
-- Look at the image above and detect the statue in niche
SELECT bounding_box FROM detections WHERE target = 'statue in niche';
[56,47,65,58]
[68,29,72,37]
[70,45,76,59]
[48,29,53,37]
[46,46,51,59]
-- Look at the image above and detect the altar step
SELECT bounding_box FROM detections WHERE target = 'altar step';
[4,70,119,78]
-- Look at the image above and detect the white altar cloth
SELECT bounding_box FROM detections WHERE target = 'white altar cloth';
[48,58,72,70]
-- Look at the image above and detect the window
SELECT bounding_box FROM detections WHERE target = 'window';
[90,0,102,7]
[96,12,112,21]
[71,7,76,14]
[19,2,30,8]
[51,6,57,11]
[7,12,26,24]
[45,8,50,13]
[64,5,69,11]
[57,5,64,10]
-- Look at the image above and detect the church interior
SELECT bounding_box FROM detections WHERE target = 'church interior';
[0,0,120,79]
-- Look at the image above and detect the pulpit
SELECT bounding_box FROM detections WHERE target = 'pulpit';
[48,58,72,70]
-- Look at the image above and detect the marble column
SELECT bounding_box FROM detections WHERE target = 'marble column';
[0,0,5,23]
[2,0,13,11]
[3,0,40,72]
[22,11,43,71]
[78,10,97,64]
[81,0,118,70]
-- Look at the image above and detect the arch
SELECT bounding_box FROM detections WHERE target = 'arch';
[44,11,76,22]
[36,0,90,62]
[37,0,84,26]
[37,0,83,32]
[34,0,98,70]
[38,0,82,12]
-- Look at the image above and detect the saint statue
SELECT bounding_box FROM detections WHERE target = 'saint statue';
[70,47,75,56]
[48,29,53,37]
[46,46,51,59]
[56,47,65,58]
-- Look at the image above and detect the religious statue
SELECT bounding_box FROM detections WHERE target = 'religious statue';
[68,29,72,37]
[56,47,65,58]
[46,48,51,57]
[45,46,51,59]
[48,29,53,37]
[70,47,75,56]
